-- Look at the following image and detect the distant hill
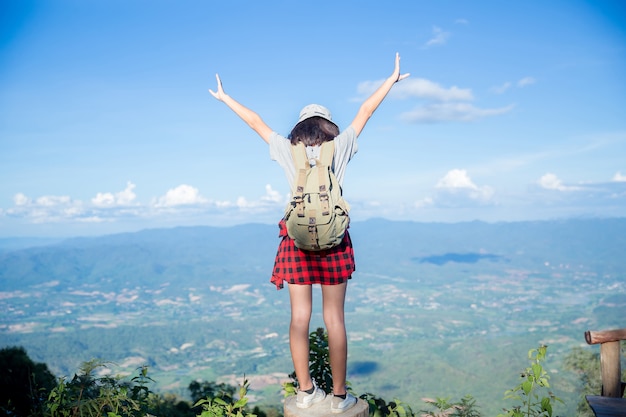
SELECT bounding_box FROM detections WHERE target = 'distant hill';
[0,223,277,290]
[351,217,626,278]
[2,218,625,290]
[0,237,64,254]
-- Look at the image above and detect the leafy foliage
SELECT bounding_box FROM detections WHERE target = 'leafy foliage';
[0,346,57,416]
[2,322,616,417]
[360,393,415,417]
[420,395,481,417]
[45,359,154,417]
[194,377,256,417]
[497,346,563,417]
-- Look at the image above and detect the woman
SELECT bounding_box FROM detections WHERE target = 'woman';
[209,53,409,413]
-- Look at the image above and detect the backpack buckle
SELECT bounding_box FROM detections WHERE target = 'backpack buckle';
[308,225,319,249]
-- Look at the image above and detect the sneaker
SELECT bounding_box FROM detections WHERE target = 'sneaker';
[331,392,357,413]
[296,379,326,408]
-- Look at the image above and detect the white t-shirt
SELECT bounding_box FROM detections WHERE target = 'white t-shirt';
[269,125,358,191]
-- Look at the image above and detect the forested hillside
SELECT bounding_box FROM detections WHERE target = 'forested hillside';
[1,218,625,416]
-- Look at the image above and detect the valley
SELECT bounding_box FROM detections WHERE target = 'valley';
[1,218,625,416]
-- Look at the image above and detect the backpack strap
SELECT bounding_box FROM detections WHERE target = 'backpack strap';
[318,141,335,216]
[319,141,335,167]
[290,142,310,172]
[290,143,309,218]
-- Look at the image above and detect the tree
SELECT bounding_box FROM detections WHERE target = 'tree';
[147,393,195,417]
[284,328,333,394]
[0,346,57,416]
[562,347,602,417]
[189,380,237,404]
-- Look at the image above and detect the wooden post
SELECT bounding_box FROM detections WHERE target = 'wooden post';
[600,341,622,398]
[284,395,368,417]
[585,328,626,398]
[586,329,626,345]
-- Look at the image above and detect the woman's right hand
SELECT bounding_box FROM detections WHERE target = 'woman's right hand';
[392,52,410,83]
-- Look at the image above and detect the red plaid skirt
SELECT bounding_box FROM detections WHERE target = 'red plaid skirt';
[271,220,355,290]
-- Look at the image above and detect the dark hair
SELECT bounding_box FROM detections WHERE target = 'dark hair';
[288,116,339,146]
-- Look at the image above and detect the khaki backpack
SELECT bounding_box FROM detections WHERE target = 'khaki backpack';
[283,141,350,251]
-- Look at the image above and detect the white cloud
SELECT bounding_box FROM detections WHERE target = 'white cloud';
[531,174,626,214]
[156,184,207,207]
[538,173,565,190]
[424,26,450,48]
[490,77,535,95]
[537,173,581,191]
[356,66,513,124]
[413,169,494,210]
[612,171,626,182]
[518,77,536,87]
[400,102,514,123]
[14,193,30,206]
[436,169,477,190]
[260,184,286,204]
[6,193,84,223]
[35,195,71,206]
[2,182,293,228]
[92,182,137,207]
[436,169,494,200]
[92,192,115,206]
[235,196,252,208]
[491,82,512,94]
[236,184,287,209]
[414,196,434,208]
[387,78,473,101]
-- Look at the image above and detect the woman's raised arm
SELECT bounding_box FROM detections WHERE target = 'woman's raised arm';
[209,74,273,143]
[350,53,410,137]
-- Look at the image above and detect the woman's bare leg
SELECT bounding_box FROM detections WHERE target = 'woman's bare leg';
[288,283,313,390]
[321,281,348,395]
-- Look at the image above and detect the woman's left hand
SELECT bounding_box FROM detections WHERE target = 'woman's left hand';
[209,74,227,101]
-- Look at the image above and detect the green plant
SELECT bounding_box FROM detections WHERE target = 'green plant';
[360,392,415,417]
[194,377,256,417]
[283,327,334,395]
[421,395,480,417]
[45,359,153,417]
[498,345,562,417]
[456,395,481,417]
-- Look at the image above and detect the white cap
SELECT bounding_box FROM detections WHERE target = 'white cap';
[298,104,334,124]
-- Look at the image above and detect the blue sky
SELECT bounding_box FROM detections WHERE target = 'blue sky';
[1,0,625,237]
